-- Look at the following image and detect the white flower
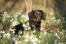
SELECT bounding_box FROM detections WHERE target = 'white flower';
[23,24,27,27]
[58,36,60,39]
[31,39,36,43]
[50,12,54,15]
[40,29,42,31]
[58,30,59,32]
[12,37,16,41]
[0,31,5,34]
[58,42,63,44]
[7,33,10,36]
[25,34,29,39]
[52,17,55,20]
[58,42,61,44]
[50,30,52,32]
[60,32,62,34]
[29,35,33,39]
[26,22,29,25]
[38,40,41,43]
[21,15,25,18]
[16,12,19,15]
[18,12,21,15]
[34,38,38,41]
[58,19,61,23]
[55,33,58,37]
[25,28,28,30]
[15,40,18,44]
[10,29,13,31]
[33,42,36,44]
[34,30,36,33]
[39,36,41,38]
[31,38,38,42]
[24,39,28,42]
[3,33,10,38]
[23,24,25,27]
[25,15,29,20]
[3,12,9,18]
[10,18,14,22]
[20,32,22,34]
[28,27,31,30]
[44,31,47,35]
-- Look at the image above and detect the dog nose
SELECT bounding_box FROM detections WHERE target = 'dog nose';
[36,19,39,21]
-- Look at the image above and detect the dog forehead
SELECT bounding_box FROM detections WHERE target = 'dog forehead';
[35,11,40,14]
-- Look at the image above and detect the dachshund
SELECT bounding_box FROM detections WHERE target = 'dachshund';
[28,10,46,31]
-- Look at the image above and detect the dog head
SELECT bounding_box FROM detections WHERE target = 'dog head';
[28,10,46,22]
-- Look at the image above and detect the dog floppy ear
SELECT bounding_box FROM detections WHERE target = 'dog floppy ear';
[43,12,46,20]
[40,11,46,20]
[28,10,35,21]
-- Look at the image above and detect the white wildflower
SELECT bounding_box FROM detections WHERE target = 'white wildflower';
[29,35,33,39]
[50,12,54,15]
[58,30,59,32]
[18,12,21,15]
[10,18,14,22]
[31,39,36,43]
[58,42,64,44]
[58,42,61,44]
[38,40,41,43]
[28,27,31,30]
[7,33,10,36]
[60,32,62,34]
[34,38,38,41]
[24,39,28,42]
[39,36,41,38]
[44,31,47,35]
[31,37,38,43]
[40,28,42,31]
[52,17,55,20]
[12,37,16,41]
[20,32,22,34]
[25,28,28,30]
[16,12,19,15]
[33,42,36,44]
[55,33,58,37]
[25,15,29,20]
[0,31,5,34]
[21,15,25,18]
[34,30,36,33]
[58,36,60,39]
[25,34,29,39]
[15,40,18,44]
[50,30,52,32]
[26,22,29,25]
[23,24,27,27]
[3,33,10,38]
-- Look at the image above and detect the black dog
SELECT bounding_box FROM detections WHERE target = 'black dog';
[11,23,24,35]
[28,10,46,31]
